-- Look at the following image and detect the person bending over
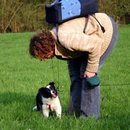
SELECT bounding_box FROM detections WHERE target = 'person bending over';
[29,13,118,119]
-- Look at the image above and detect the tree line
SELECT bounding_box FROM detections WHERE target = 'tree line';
[0,0,130,33]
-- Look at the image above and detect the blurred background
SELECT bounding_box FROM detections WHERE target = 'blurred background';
[0,0,130,33]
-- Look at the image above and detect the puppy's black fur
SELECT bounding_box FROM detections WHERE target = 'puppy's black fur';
[36,82,58,111]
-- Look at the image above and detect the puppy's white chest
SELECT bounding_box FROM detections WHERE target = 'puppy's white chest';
[42,97,62,118]
[42,97,59,110]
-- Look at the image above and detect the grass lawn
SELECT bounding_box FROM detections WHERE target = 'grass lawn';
[0,25,130,130]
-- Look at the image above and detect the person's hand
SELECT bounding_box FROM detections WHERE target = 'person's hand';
[84,71,95,78]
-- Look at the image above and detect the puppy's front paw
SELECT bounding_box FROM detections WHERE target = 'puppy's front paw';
[57,114,61,119]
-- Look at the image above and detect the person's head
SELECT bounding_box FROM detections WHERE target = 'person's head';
[29,30,55,61]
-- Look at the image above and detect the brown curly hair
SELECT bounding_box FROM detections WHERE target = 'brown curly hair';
[29,30,55,61]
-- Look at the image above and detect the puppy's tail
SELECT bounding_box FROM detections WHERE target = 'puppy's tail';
[32,106,38,111]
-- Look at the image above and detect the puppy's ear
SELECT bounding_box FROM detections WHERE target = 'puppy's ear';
[49,82,55,85]
[38,87,45,92]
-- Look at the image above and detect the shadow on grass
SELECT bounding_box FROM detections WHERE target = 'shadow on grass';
[0,91,35,108]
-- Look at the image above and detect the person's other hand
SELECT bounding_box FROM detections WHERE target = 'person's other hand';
[84,71,95,78]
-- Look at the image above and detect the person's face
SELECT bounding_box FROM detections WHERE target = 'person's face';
[41,50,55,61]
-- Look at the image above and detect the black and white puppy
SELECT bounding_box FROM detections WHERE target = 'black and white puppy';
[33,82,62,118]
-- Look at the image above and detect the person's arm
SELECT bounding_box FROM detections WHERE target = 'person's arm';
[58,31,103,74]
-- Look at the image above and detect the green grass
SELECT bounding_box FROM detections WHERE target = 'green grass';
[0,25,130,130]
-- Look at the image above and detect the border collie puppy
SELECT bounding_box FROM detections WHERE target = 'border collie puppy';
[33,82,62,118]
